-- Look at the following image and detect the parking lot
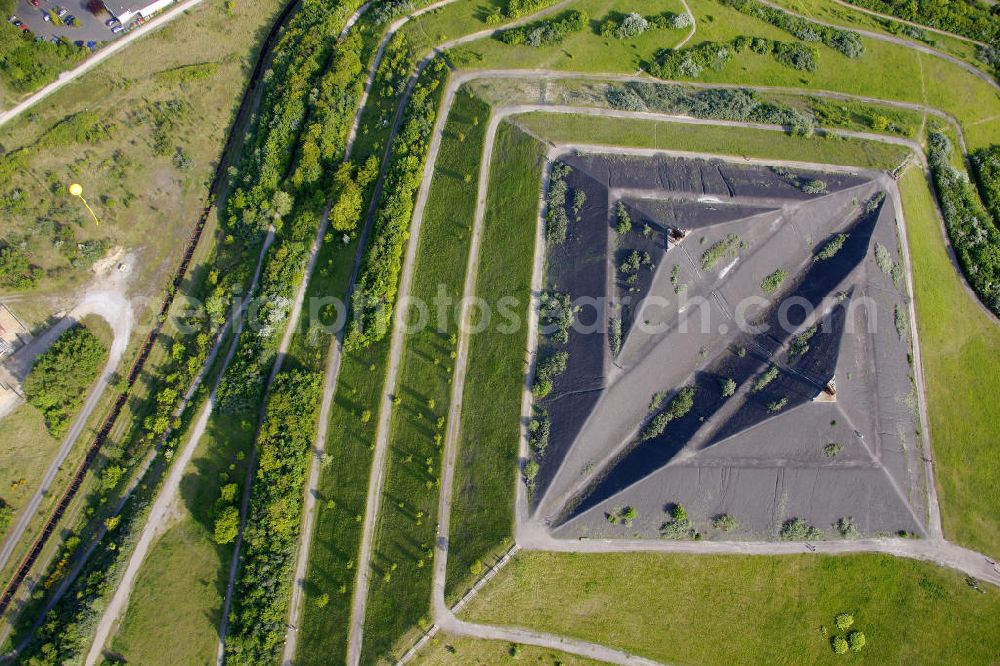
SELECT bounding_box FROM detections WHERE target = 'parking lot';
[12,0,120,47]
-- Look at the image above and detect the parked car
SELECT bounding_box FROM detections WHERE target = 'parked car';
[56,7,68,18]
[30,0,40,7]
[111,24,124,33]
[106,18,119,27]
[7,15,16,23]
[65,15,76,24]
[43,13,50,21]
[18,23,29,31]
[86,40,96,49]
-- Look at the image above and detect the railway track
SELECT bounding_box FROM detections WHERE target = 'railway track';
[0,0,302,621]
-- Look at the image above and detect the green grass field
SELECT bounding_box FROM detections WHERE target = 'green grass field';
[413,633,602,664]
[444,123,546,601]
[448,0,688,73]
[360,89,490,663]
[451,0,1000,150]
[460,551,1000,664]
[109,412,255,665]
[896,166,1000,557]
[512,111,911,168]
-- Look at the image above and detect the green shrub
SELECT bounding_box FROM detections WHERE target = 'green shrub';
[780,517,822,540]
[720,377,737,397]
[642,387,696,440]
[815,233,848,261]
[24,324,107,436]
[0,498,12,534]
[761,268,788,293]
[532,351,569,398]
[835,612,854,630]
[751,365,779,393]
[712,513,739,531]
[615,201,632,235]
[824,442,844,457]
[701,234,746,270]
[847,630,867,651]
[831,636,849,654]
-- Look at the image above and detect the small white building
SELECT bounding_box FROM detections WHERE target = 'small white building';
[102,0,176,24]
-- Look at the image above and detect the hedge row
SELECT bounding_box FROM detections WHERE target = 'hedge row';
[345,58,450,350]
[928,131,1000,316]
[843,0,999,46]
[607,82,814,135]
[496,10,589,47]
[649,36,818,79]
[719,0,865,58]
[973,145,1000,225]
[225,370,323,664]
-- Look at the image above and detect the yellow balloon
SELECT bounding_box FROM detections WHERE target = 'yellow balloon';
[69,183,83,196]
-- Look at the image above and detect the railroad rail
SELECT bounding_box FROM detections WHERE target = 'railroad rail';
[0,0,302,620]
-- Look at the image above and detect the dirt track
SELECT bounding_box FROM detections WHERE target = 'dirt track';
[0,281,133,576]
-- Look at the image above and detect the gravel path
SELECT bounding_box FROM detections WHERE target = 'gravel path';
[0,284,133,576]
[827,0,990,48]
[758,0,998,92]
[83,227,275,666]
[406,69,1000,661]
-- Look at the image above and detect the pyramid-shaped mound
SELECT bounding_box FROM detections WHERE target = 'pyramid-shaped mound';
[525,151,927,541]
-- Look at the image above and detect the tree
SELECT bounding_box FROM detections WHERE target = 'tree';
[835,612,854,630]
[831,636,848,654]
[214,505,240,545]
[712,513,739,531]
[847,630,866,652]
[615,201,632,234]
[721,378,737,397]
[86,0,105,14]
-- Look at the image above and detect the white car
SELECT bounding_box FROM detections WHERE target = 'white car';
[111,24,124,33]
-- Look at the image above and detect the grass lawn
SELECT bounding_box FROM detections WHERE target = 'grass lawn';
[360,89,489,663]
[413,633,602,664]
[771,0,982,69]
[448,0,688,73]
[511,111,911,169]
[897,166,1000,557]
[460,551,1000,664]
[109,412,255,665]
[444,123,546,601]
[451,0,1000,150]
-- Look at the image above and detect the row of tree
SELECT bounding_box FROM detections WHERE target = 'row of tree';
[649,36,819,80]
[719,0,865,58]
[345,58,450,350]
[928,131,1000,317]
[844,0,999,46]
[497,10,589,47]
[226,370,323,663]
